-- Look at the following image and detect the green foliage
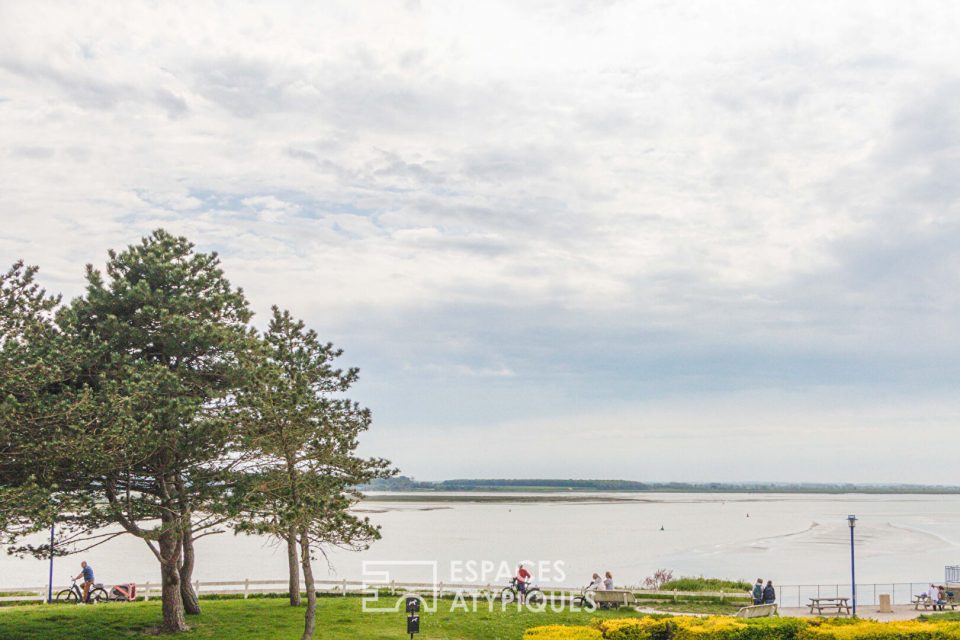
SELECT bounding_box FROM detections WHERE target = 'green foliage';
[1,231,260,631]
[659,578,752,593]
[1,231,394,633]
[0,260,95,546]
[233,306,394,549]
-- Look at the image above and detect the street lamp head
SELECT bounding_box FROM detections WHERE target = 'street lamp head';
[848,514,857,528]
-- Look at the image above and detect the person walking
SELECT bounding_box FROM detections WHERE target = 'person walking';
[752,579,763,605]
[762,580,776,605]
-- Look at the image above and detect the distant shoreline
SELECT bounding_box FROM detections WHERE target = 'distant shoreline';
[359,478,960,496]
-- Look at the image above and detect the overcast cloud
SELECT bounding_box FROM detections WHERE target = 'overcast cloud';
[2,0,959,482]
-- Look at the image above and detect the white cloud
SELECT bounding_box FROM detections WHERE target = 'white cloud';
[2,0,959,479]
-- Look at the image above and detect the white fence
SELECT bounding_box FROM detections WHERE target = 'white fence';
[0,579,745,604]
[1,579,950,608]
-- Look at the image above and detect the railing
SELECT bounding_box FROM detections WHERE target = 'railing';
[771,583,950,608]
[0,580,747,604]
[947,566,960,584]
[0,579,946,608]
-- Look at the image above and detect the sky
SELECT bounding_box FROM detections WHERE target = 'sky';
[2,1,960,483]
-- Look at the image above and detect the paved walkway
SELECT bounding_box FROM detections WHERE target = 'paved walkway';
[779,604,926,621]
[635,604,930,621]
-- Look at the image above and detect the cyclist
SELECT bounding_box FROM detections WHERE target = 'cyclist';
[515,564,531,601]
[73,561,95,604]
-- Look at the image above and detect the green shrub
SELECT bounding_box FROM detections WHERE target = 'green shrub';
[659,578,752,593]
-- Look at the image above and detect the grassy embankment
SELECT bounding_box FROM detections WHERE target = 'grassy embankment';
[0,577,751,638]
[628,577,750,613]
[0,595,657,640]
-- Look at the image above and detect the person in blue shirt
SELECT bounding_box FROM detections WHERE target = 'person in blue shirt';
[73,561,95,603]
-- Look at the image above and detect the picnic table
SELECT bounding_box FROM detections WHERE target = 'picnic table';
[914,594,959,611]
[808,597,851,616]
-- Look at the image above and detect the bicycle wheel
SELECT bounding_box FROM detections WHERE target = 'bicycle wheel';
[55,589,77,603]
[525,588,545,605]
[89,587,110,603]
[500,587,516,603]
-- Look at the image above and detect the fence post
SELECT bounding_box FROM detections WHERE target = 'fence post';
[144,582,150,601]
[720,589,724,602]
[674,589,678,602]
[341,578,347,596]
[195,580,200,600]
[244,578,249,599]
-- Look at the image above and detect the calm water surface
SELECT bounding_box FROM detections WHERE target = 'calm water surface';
[2,493,958,589]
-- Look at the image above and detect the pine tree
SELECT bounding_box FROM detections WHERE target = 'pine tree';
[234,307,393,639]
[2,231,256,632]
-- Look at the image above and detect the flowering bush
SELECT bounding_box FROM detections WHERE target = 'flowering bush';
[594,616,802,640]
[643,570,675,590]
[594,617,676,640]
[799,618,960,639]
[586,616,960,640]
[523,624,603,640]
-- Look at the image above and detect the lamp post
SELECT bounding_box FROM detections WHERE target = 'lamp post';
[47,525,54,604]
[848,515,857,617]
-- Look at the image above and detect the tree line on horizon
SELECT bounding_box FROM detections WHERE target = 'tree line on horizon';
[363,476,960,493]
[0,230,394,638]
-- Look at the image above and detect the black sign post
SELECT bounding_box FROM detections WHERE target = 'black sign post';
[405,596,421,639]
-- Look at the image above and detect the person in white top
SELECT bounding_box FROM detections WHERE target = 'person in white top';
[603,571,614,590]
[586,573,603,591]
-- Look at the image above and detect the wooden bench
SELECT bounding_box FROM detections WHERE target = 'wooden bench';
[808,597,851,616]
[590,590,638,609]
[735,603,778,618]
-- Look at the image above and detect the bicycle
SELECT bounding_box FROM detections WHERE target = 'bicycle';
[572,584,597,610]
[55,578,109,604]
[500,577,545,605]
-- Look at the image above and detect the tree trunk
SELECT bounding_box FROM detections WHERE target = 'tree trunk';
[299,528,316,640]
[159,523,188,632]
[287,527,301,606]
[179,521,201,615]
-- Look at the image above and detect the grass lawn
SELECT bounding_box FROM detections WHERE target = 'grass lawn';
[927,612,960,621]
[636,600,742,614]
[0,595,652,640]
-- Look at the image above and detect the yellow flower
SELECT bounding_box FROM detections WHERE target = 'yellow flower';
[524,624,604,640]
